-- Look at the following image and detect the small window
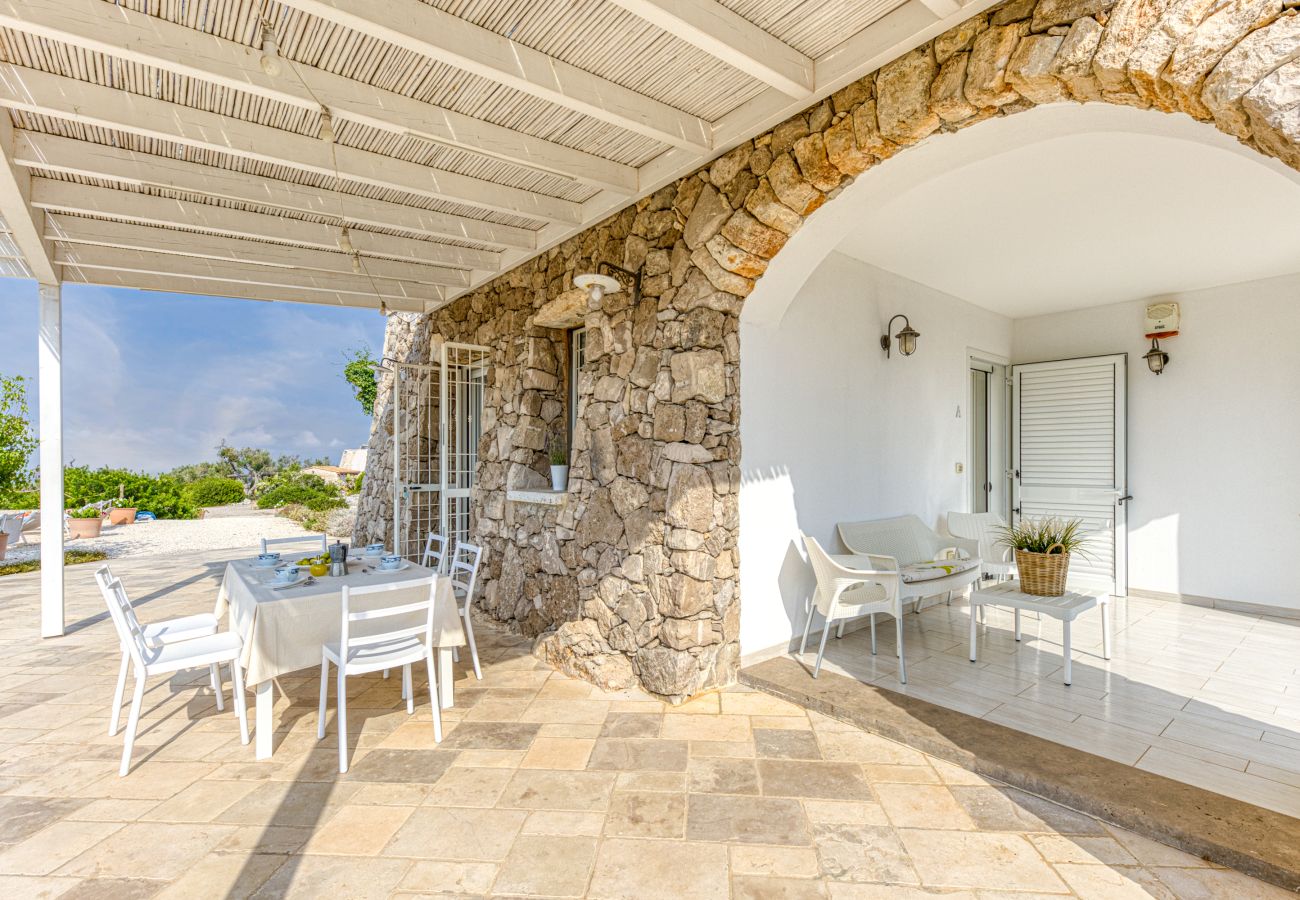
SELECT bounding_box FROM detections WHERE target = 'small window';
[569,327,586,451]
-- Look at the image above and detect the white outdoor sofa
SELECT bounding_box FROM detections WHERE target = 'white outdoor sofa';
[837,515,983,614]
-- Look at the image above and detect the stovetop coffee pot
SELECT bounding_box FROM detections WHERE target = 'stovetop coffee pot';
[328,542,349,578]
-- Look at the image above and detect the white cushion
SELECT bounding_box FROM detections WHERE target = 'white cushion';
[900,557,981,584]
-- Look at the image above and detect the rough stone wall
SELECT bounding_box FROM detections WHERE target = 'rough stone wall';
[358,0,1300,701]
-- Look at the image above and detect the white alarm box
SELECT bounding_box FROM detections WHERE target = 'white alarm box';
[1145,302,1180,338]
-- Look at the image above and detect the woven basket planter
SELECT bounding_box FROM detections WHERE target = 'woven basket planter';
[1015,544,1070,596]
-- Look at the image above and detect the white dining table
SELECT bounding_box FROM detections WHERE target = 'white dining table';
[216,555,466,759]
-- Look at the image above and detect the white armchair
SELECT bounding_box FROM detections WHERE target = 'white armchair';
[802,534,907,681]
[947,511,1016,581]
[837,515,982,614]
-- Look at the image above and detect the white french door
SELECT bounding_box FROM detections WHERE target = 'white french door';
[1011,354,1128,594]
[392,342,490,560]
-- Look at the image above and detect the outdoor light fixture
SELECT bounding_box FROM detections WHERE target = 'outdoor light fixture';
[318,106,336,143]
[880,314,920,358]
[258,21,282,77]
[338,225,355,254]
[350,253,363,275]
[1144,337,1169,374]
[574,272,621,304]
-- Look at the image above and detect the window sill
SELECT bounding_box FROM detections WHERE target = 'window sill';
[506,489,568,506]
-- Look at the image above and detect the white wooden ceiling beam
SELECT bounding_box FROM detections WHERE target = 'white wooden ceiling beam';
[19,134,503,268]
[63,267,427,312]
[0,109,55,282]
[32,180,472,286]
[610,0,813,98]
[0,0,637,196]
[56,243,443,304]
[15,133,535,254]
[273,0,712,153]
[0,64,581,226]
[45,214,457,290]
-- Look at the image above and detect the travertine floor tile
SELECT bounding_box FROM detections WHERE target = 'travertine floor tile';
[302,804,414,855]
[491,833,597,897]
[519,737,595,770]
[383,806,526,861]
[588,837,728,900]
[604,790,686,838]
[896,829,1067,892]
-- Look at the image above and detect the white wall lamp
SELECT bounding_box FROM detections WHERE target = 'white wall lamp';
[880,314,920,358]
[1143,338,1169,374]
[1143,302,1178,375]
[576,262,642,304]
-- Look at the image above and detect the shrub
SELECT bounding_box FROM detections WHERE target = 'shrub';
[67,506,102,519]
[183,477,247,507]
[63,467,197,520]
[346,472,364,495]
[256,471,346,512]
[325,507,354,539]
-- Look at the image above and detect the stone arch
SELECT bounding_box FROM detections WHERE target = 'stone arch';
[359,0,1300,703]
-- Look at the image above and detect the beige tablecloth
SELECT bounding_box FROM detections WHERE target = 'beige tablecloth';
[216,557,466,686]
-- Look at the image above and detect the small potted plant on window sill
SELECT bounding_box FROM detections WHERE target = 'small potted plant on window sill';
[547,431,570,492]
[67,506,105,539]
[996,516,1091,596]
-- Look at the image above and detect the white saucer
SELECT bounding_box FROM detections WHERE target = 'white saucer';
[374,560,411,573]
[253,557,281,568]
[269,573,311,588]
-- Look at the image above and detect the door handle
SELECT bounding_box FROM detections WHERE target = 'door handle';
[1117,495,1133,506]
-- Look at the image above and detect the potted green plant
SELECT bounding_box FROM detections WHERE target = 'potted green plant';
[996,516,1091,596]
[67,506,105,539]
[547,431,569,492]
[108,500,138,526]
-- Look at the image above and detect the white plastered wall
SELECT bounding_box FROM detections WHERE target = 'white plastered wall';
[1012,275,1300,610]
[738,253,1011,658]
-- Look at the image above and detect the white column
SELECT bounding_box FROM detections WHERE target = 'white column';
[39,282,64,638]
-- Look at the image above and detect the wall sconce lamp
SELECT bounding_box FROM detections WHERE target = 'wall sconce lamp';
[1143,338,1169,375]
[576,262,642,305]
[880,314,920,358]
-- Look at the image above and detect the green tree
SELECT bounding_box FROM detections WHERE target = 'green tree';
[343,346,379,417]
[0,374,38,495]
[216,443,278,492]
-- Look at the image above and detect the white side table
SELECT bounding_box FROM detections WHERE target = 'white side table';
[969,581,1111,685]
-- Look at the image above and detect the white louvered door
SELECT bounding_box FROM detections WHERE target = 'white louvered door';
[1011,355,1127,594]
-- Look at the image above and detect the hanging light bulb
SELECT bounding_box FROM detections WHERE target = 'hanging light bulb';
[379,300,388,316]
[338,225,355,254]
[351,253,363,275]
[258,20,282,77]
[318,106,336,143]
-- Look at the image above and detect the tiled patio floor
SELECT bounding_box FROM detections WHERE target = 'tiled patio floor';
[0,551,1289,898]
[803,592,1300,818]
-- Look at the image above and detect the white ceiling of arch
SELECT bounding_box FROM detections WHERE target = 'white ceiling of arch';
[834,104,1300,320]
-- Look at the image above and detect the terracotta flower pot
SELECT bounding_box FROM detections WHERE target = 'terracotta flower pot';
[67,516,104,539]
[108,507,138,525]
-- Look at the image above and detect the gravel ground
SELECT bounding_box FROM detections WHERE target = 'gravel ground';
[1,505,344,565]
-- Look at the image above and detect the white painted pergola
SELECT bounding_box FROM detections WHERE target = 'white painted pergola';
[0,0,996,636]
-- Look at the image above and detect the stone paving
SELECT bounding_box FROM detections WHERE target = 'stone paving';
[0,551,1288,898]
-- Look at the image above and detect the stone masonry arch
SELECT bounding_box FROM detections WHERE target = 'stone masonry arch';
[356,0,1300,701]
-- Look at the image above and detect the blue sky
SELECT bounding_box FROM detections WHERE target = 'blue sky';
[0,280,387,473]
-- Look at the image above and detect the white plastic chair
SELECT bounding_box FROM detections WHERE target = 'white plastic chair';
[449,541,484,680]
[317,578,443,773]
[837,515,981,615]
[17,510,38,544]
[420,532,449,574]
[801,534,907,682]
[95,567,248,775]
[95,566,221,736]
[947,511,1016,580]
[260,533,327,555]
